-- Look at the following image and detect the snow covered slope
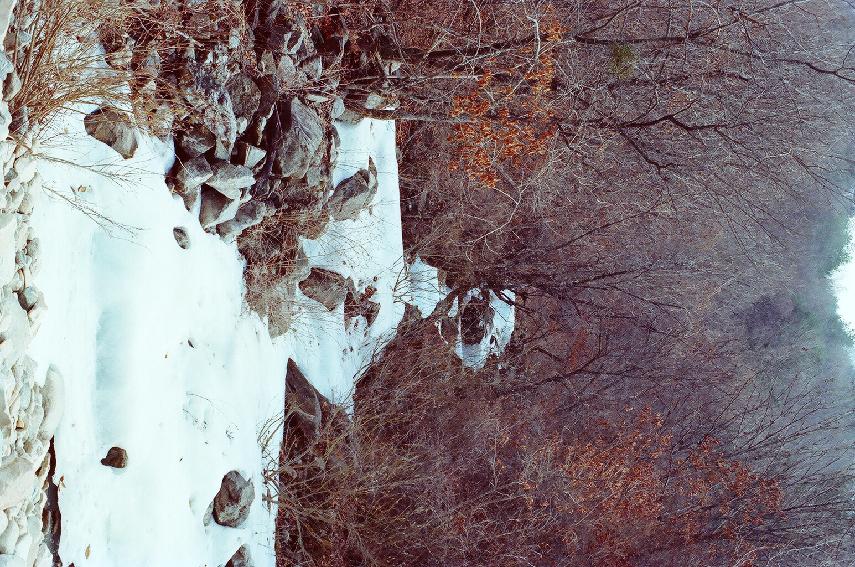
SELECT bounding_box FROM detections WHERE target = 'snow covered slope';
[25,107,405,566]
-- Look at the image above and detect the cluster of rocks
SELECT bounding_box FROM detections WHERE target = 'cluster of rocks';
[0,12,63,566]
[298,267,380,327]
[83,1,395,251]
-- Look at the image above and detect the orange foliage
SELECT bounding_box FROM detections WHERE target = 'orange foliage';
[557,408,783,566]
[448,13,561,188]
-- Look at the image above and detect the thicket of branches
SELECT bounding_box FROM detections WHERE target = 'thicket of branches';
[268,1,855,566]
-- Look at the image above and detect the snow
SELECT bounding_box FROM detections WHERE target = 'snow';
[27,115,285,566]
[404,256,450,317]
[455,289,516,370]
[832,217,855,338]
[24,107,406,565]
[286,118,405,404]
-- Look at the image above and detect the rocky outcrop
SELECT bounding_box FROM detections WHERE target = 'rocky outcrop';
[274,98,325,180]
[212,471,255,528]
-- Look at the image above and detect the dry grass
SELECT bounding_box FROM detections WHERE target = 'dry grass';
[9,0,133,133]
[10,0,249,136]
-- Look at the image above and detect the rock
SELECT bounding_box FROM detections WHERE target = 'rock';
[0,213,17,283]
[173,227,190,249]
[0,458,36,510]
[177,124,215,158]
[206,162,254,199]
[345,286,381,327]
[285,359,323,442]
[204,96,238,160]
[217,201,268,241]
[330,97,346,120]
[327,165,377,221]
[83,107,138,159]
[38,366,63,441]
[275,98,324,179]
[461,291,494,346]
[212,471,254,528]
[234,142,267,169]
[175,156,213,192]
[226,74,260,126]
[15,287,39,311]
[199,187,239,229]
[0,517,18,555]
[3,69,20,101]
[276,54,300,85]
[100,446,127,468]
[298,268,348,311]
[225,545,253,567]
[300,55,323,80]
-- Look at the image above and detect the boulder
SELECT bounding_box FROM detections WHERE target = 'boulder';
[173,227,191,249]
[0,457,36,509]
[83,107,138,159]
[275,98,324,179]
[285,359,323,442]
[345,286,381,327]
[175,156,213,192]
[298,268,348,311]
[38,365,63,441]
[217,201,268,241]
[226,74,261,127]
[177,124,216,158]
[234,142,267,169]
[199,187,239,229]
[0,213,16,283]
[15,286,39,311]
[207,161,254,199]
[226,545,253,567]
[213,471,255,528]
[327,161,377,221]
[100,446,128,468]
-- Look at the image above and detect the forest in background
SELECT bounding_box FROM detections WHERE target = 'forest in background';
[286,1,855,565]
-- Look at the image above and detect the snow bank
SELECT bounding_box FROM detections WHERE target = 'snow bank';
[22,104,409,564]
[285,118,405,403]
[27,113,286,566]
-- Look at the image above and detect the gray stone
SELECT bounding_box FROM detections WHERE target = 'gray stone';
[0,457,36,510]
[100,446,127,468]
[300,55,323,80]
[226,544,253,567]
[234,142,267,169]
[226,74,261,125]
[15,287,39,311]
[298,268,348,311]
[199,187,239,228]
[175,156,213,192]
[275,98,324,179]
[330,97,346,120]
[3,69,19,102]
[83,107,138,159]
[327,161,377,221]
[177,124,215,158]
[276,54,300,85]
[217,201,268,241]
[173,227,190,250]
[212,471,254,528]
[206,162,254,199]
